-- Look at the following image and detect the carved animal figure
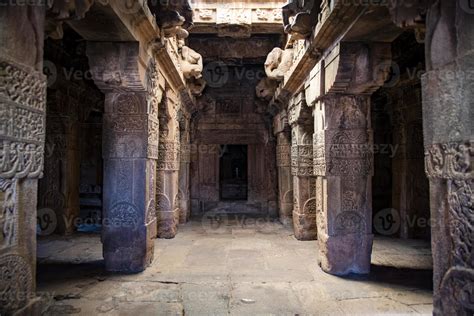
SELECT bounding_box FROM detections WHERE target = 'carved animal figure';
[256,78,278,101]
[188,78,206,96]
[148,0,194,29]
[282,0,322,39]
[48,0,94,19]
[264,47,294,81]
[180,46,203,80]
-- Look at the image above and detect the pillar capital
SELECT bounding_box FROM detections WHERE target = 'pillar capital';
[87,42,147,93]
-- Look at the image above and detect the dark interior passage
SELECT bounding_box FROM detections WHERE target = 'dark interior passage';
[220,145,248,201]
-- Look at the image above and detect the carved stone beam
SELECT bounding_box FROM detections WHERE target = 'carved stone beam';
[149,40,197,114]
[87,42,147,92]
[46,0,94,39]
[305,41,392,107]
[287,93,313,128]
[325,42,392,96]
[388,0,428,42]
[274,4,372,103]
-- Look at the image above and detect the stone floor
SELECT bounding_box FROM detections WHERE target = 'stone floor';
[37,216,434,315]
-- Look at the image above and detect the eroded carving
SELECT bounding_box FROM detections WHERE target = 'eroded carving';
[0,255,33,313]
[425,141,473,180]
[282,0,321,40]
[0,179,17,250]
[256,78,278,101]
[109,202,139,228]
[335,211,364,235]
[265,48,294,81]
[157,142,180,171]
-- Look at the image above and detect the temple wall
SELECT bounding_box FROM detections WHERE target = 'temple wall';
[190,65,278,216]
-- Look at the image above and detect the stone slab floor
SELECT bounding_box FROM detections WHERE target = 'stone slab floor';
[37,216,433,315]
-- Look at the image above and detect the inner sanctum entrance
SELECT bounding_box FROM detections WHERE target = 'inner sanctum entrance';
[219,145,248,201]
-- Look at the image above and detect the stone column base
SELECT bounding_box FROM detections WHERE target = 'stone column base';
[158,209,179,238]
[279,202,293,226]
[103,223,154,273]
[292,211,317,240]
[318,232,373,275]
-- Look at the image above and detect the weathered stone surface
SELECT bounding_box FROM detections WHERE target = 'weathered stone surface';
[274,115,293,226]
[287,93,316,240]
[88,44,159,272]
[265,47,294,81]
[314,94,373,275]
[0,3,46,315]
[37,220,434,315]
[156,87,181,238]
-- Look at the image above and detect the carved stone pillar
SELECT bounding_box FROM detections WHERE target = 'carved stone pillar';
[306,41,391,275]
[156,87,181,238]
[314,95,373,275]
[288,94,317,240]
[390,84,429,239]
[0,3,46,314]
[274,112,293,225]
[39,93,81,235]
[421,2,474,314]
[178,113,191,224]
[87,42,159,272]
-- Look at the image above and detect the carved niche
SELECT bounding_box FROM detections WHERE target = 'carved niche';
[0,59,47,179]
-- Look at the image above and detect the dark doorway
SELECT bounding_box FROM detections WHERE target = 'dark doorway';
[219,145,248,200]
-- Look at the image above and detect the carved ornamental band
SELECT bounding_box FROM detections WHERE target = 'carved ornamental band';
[425,141,473,180]
[291,145,313,176]
[276,145,291,167]
[0,59,47,179]
[157,141,180,171]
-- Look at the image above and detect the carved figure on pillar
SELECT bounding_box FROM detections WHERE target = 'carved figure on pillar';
[274,111,294,226]
[178,112,191,224]
[156,87,181,238]
[288,93,317,240]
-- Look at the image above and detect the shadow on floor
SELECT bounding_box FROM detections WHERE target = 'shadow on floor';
[338,264,433,291]
[37,260,107,284]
